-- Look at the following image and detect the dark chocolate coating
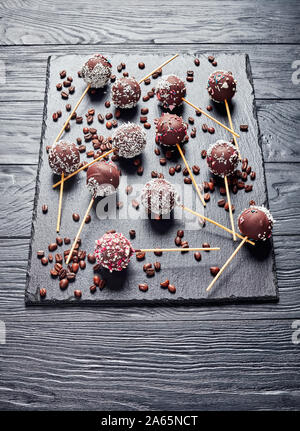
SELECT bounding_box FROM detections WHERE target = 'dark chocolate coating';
[111,77,141,109]
[206,140,239,177]
[207,70,237,103]
[156,74,186,110]
[238,206,274,241]
[48,141,80,176]
[155,113,187,147]
[86,161,120,198]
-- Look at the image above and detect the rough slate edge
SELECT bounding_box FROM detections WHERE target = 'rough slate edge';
[25,52,278,306]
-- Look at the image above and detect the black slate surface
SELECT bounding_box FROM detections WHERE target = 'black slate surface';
[25,53,278,305]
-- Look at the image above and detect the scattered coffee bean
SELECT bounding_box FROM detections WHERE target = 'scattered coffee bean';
[90,285,97,294]
[175,164,181,173]
[79,260,86,270]
[61,91,68,99]
[204,193,210,202]
[143,263,152,272]
[59,278,69,289]
[168,284,176,294]
[73,213,80,222]
[132,199,139,209]
[74,289,82,298]
[64,237,70,245]
[154,262,161,272]
[206,105,213,111]
[192,165,200,175]
[202,243,210,251]
[67,272,76,282]
[194,252,202,261]
[136,252,145,261]
[154,250,162,256]
[245,185,253,192]
[240,124,248,132]
[212,60,218,67]
[60,70,67,79]
[125,185,133,195]
[159,158,166,166]
[210,267,220,276]
[218,199,226,207]
[93,275,101,286]
[184,177,192,184]
[137,166,144,176]
[250,171,256,180]
[249,199,256,206]
[87,253,96,264]
[56,83,62,91]
[140,116,147,123]
[175,236,182,246]
[139,283,148,292]
[50,268,58,278]
[85,214,91,224]
[48,254,53,263]
[54,263,62,272]
[42,204,48,214]
[169,167,175,176]
[39,288,47,298]
[208,127,215,134]
[37,251,44,259]
[144,122,151,129]
[151,170,158,178]
[160,279,169,288]
[48,243,57,252]
[138,62,145,69]
[194,58,200,66]
[144,78,151,85]
[146,268,155,277]
[129,229,136,239]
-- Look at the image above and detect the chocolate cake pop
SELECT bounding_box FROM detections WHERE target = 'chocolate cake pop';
[112,123,146,158]
[141,178,179,215]
[111,77,141,109]
[207,70,237,103]
[81,54,112,88]
[155,113,187,147]
[238,206,274,241]
[156,74,186,110]
[94,232,135,272]
[48,141,80,176]
[206,140,239,178]
[86,161,120,198]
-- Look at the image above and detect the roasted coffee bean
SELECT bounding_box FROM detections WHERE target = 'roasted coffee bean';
[129,229,136,239]
[201,150,207,159]
[66,103,71,111]
[206,105,213,111]
[202,124,208,132]
[249,199,256,206]
[194,58,200,66]
[143,95,150,102]
[208,127,215,134]
[218,199,226,207]
[224,202,235,212]
[93,263,101,272]
[146,268,155,277]
[182,167,189,176]
[63,80,71,87]
[210,267,220,276]
[143,263,152,272]
[160,279,169,288]
[212,60,218,67]
[79,260,86,270]
[184,177,192,184]
[64,237,70,245]
[192,165,200,175]
[84,214,91,224]
[41,257,48,265]
[75,116,83,124]
[87,150,94,158]
[240,124,249,132]
[204,193,210,202]
[175,236,182,246]
[52,112,58,122]
[106,229,116,234]
[246,166,252,175]
[139,283,148,292]
[141,107,148,115]
[140,116,147,123]
[237,181,245,189]
[61,91,68,99]
[110,75,116,82]
[87,253,96,264]
[138,62,145,69]
[90,285,97,294]
[168,284,176,294]
[48,254,53,263]
[144,78,151,85]
[175,164,181,172]
[59,268,67,280]
[73,213,80,222]
[125,185,133,195]
[132,199,139,209]
[54,263,62,272]
[245,185,253,193]
[59,278,69,289]
[56,83,62,91]
[169,167,175,176]
[202,243,210,251]
[105,112,113,120]
[97,113,104,123]
[87,115,93,124]
[220,186,226,195]
[37,250,44,259]
[40,288,47,297]
[232,185,238,194]
[208,182,215,192]
[250,171,256,180]
[93,275,101,286]
[151,170,158,178]
[136,252,145,261]
[152,72,159,79]
[99,279,106,289]
[42,204,48,214]
[241,172,248,181]
[159,158,166,166]
[74,289,82,298]
[147,90,155,98]
[106,121,112,129]
[144,122,151,129]
[60,70,67,79]
[71,263,79,273]
[65,123,70,132]
[154,262,161,271]
[48,243,57,252]
[56,237,63,246]
[137,166,144,176]
[154,250,162,256]
[186,76,193,82]
[50,268,58,278]
[67,272,76,282]
[208,56,215,63]
[194,252,202,261]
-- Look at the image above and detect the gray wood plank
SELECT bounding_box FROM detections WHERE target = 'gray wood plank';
[0,0,299,45]
[1,100,299,165]
[0,319,299,410]
[0,163,298,238]
[0,44,300,101]
[0,235,299,321]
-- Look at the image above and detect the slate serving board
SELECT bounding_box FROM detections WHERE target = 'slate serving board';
[25,53,278,305]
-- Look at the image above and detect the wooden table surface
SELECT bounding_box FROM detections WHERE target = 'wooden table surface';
[0,0,299,411]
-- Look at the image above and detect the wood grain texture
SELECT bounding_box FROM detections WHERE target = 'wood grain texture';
[0,0,299,45]
[1,100,299,165]
[0,235,299,321]
[1,44,300,102]
[0,320,299,410]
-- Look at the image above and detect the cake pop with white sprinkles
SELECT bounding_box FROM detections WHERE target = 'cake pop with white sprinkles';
[141,178,179,215]
[86,161,120,198]
[111,77,141,109]
[112,123,147,158]
[81,54,112,88]
[156,74,186,110]
[207,70,237,103]
[48,140,80,176]
[238,206,274,241]
[155,113,187,147]
[94,232,135,272]
[206,140,239,178]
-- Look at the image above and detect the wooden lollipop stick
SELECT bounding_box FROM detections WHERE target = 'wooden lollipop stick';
[182,98,240,138]
[53,84,91,145]
[138,247,220,252]
[206,236,248,292]
[56,172,64,233]
[224,176,236,241]
[138,54,179,84]
[52,148,115,189]
[66,196,95,265]
[180,204,255,246]
[224,99,241,160]
[176,143,206,207]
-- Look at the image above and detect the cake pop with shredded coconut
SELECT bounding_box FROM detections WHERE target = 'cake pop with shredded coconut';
[81,54,112,88]
[141,178,179,215]
[112,123,146,158]
[86,161,120,198]
[206,140,239,178]
[48,140,80,176]
[111,77,141,109]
